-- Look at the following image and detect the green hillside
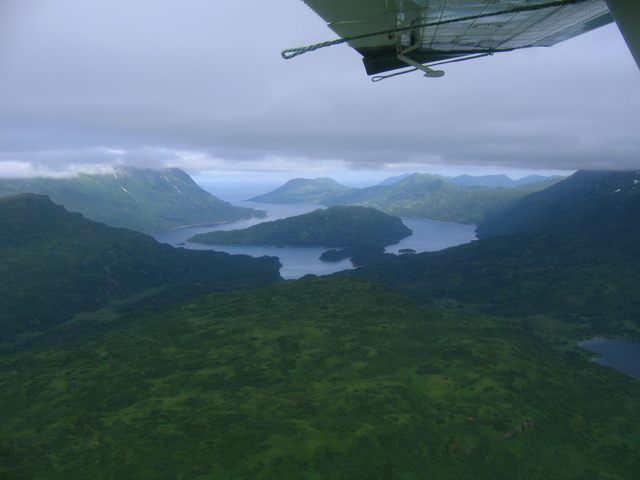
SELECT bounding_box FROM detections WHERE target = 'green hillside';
[2,276,640,479]
[189,205,412,250]
[0,167,264,234]
[0,194,281,348]
[348,170,640,340]
[442,173,562,188]
[476,170,638,238]
[249,177,356,204]
[325,173,562,223]
[4,172,640,479]
[250,174,562,224]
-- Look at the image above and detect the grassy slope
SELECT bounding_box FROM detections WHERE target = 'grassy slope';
[249,174,562,224]
[0,167,263,234]
[2,276,640,479]
[249,177,356,204]
[324,174,562,223]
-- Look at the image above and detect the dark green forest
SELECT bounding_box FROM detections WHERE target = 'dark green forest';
[3,276,640,479]
[2,170,640,479]
[0,194,281,349]
[189,205,412,251]
[348,171,640,335]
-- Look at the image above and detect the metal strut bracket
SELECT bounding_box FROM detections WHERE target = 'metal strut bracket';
[396,53,445,78]
[395,22,445,78]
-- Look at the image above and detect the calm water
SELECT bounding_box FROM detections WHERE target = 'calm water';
[578,337,640,380]
[155,201,476,279]
[384,218,477,254]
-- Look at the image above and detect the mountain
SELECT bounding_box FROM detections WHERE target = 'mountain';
[252,174,561,224]
[249,177,356,204]
[189,205,412,251]
[2,275,640,479]
[377,173,411,185]
[0,194,282,348]
[325,173,560,223]
[442,173,562,188]
[377,173,560,188]
[4,173,640,478]
[476,170,637,238]
[0,167,265,234]
[346,170,640,336]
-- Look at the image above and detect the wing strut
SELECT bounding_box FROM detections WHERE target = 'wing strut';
[396,53,445,78]
[283,0,588,60]
[604,0,640,69]
[371,52,494,82]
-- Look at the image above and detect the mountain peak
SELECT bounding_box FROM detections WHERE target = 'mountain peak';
[250,177,355,204]
[0,168,263,234]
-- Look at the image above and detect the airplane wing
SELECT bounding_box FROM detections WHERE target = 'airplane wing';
[288,0,637,79]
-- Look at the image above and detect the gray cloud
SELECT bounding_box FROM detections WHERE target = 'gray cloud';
[0,1,639,179]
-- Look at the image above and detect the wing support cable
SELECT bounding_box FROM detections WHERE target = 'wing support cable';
[282,0,588,61]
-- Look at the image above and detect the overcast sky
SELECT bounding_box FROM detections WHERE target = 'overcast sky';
[1,0,639,188]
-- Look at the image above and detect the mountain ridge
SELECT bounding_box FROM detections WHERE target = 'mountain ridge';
[0,166,265,234]
[249,177,355,204]
[250,173,563,223]
[476,170,640,238]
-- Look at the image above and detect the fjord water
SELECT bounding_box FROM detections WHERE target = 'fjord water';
[155,201,477,279]
[384,217,478,254]
[579,337,640,380]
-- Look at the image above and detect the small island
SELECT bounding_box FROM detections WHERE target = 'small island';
[188,206,412,261]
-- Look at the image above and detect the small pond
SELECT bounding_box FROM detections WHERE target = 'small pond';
[578,337,640,380]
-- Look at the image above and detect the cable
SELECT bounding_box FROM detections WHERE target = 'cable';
[282,0,586,59]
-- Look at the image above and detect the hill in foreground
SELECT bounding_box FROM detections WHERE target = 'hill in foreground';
[0,194,282,348]
[0,167,264,234]
[1,276,640,479]
[188,205,412,253]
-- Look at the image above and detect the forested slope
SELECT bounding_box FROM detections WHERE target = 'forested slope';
[189,205,412,250]
[2,276,640,479]
[0,194,281,347]
[348,170,640,338]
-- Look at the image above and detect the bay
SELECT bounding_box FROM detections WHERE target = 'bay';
[578,337,640,380]
[384,218,477,254]
[154,202,476,279]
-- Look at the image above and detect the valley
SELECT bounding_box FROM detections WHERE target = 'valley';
[1,169,640,479]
